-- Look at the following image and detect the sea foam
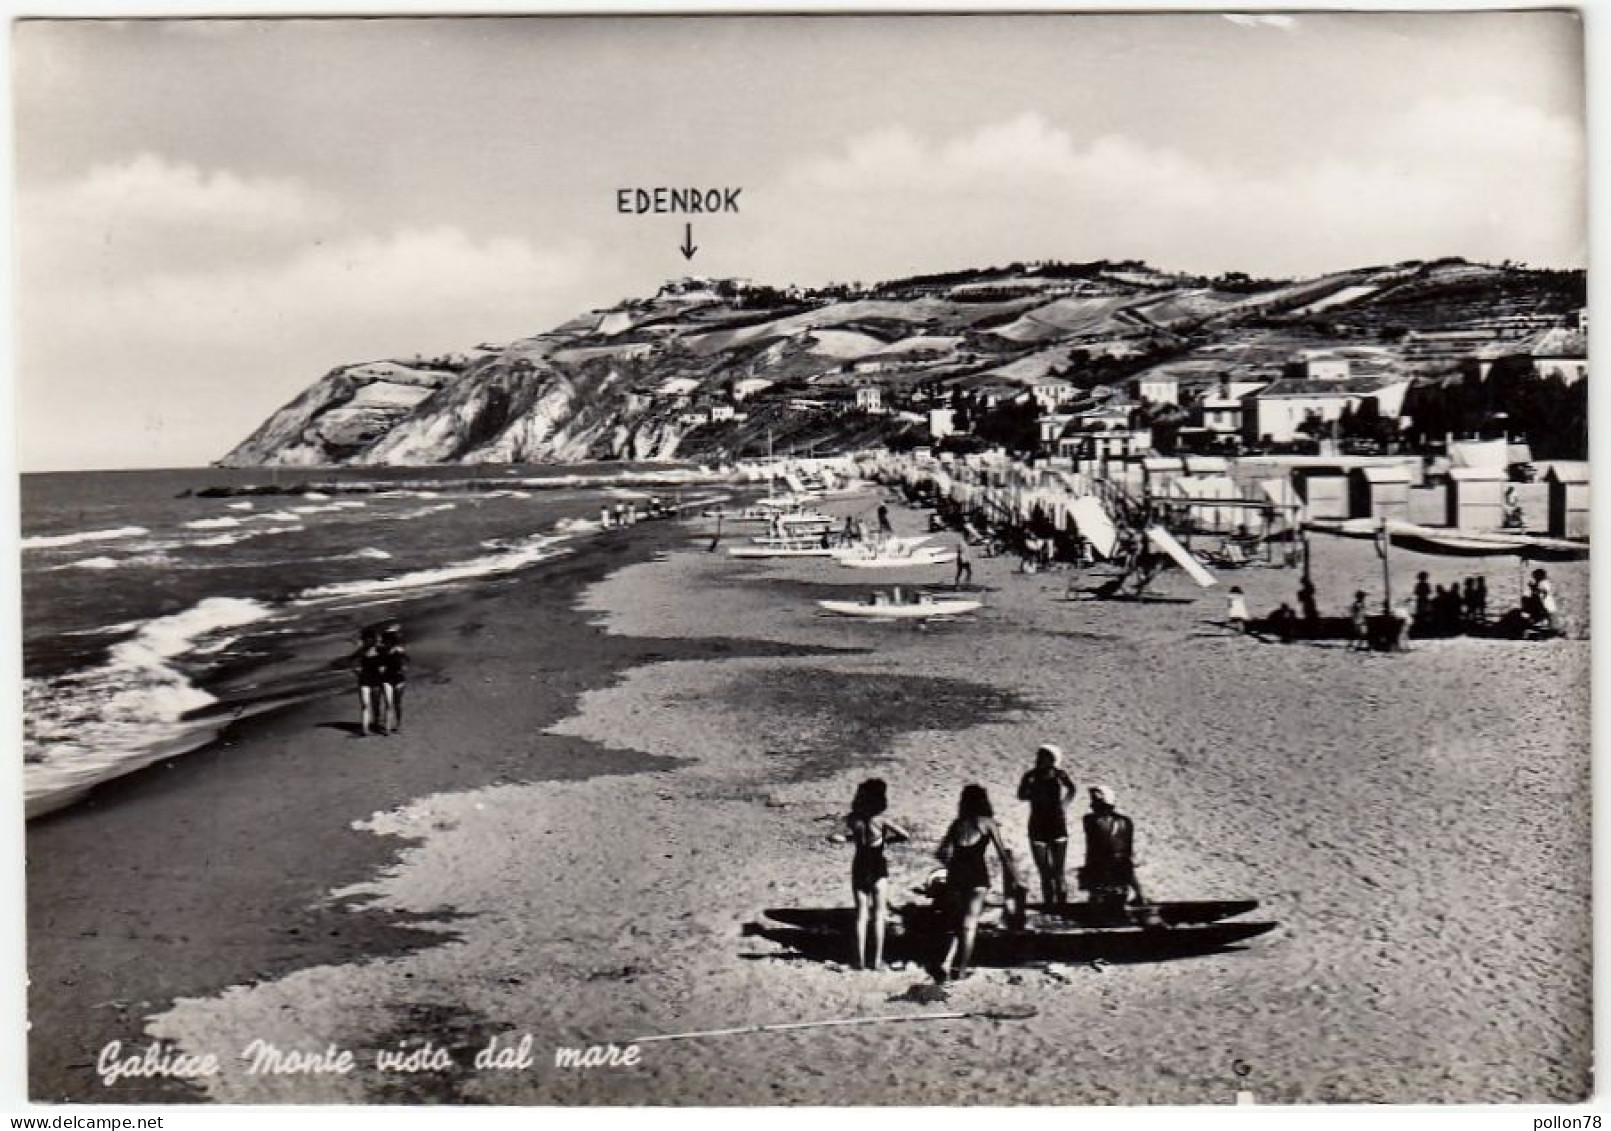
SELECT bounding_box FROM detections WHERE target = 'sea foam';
[298,533,570,603]
[24,596,276,817]
[23,525,149,550]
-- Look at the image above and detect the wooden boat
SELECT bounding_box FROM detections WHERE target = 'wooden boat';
[834,544,953,569]
[818,597,981,619]
[748,897,1276,967]
[1309,518,1590,561]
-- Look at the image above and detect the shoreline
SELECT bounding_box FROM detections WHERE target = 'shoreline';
[25,518,732,1101]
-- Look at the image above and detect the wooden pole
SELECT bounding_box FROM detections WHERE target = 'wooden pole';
[1379,517,1393,614]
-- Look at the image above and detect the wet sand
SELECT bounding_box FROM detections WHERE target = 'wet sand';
[30,495,1592,1104]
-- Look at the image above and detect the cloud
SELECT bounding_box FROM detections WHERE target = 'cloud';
[56,153,329,234]
[770,105,1585,280]
[19,154,338,287]
[17,192,602,468]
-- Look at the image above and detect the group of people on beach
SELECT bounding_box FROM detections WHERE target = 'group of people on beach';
[1227,565,1562,649]
[1410,571,1492,636]
[350,624,408,736]
[834,744,1143,982]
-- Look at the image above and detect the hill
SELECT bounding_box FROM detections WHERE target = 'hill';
[218,259,1585,467]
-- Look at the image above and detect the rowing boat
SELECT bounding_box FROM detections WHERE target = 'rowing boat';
[818,598,980,618]
[749,897,1276,967]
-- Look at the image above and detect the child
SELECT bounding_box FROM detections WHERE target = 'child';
[1349,590,1369,650]
[1226,586,1249,634]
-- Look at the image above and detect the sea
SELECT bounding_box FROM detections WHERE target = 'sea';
[19,462,729,819]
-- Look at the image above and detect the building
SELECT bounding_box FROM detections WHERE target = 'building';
[1199,393,1250,434]
[1243,378,1410,445]
[855,385,886,414]
[708,403,737,423]
[1297,352,1352,382]
[1025,376,1079,411]
[1037,413,1075,451]
[1056,424,1153,465]
[928,407,956,440]
[1135,372,1183,406]
[732,377,775,402]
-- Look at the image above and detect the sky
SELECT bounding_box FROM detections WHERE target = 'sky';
[10,10,1589,471]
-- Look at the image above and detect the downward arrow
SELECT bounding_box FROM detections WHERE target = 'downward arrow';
[680,222,698,260]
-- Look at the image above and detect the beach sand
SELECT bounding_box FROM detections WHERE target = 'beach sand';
[29,495,1591,1105]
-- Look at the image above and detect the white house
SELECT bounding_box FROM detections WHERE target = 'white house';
[1199,394,1248,435]
[929,407,956,439]
[658,376,701,400]
[1135,372,1183,406]
[1025,376,1079,410]
[1297,352,1351,381]
[1037,413,1075,450]
[1243,378,1411,444]
[855,385,886,414]
[732,377,775,401]
[708,404,737,423]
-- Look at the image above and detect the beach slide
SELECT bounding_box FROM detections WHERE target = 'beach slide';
[1145,525,1217,588]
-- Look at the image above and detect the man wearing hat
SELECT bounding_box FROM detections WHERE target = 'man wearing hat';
[1016,744,1077,906]
[1080,784,1147,911]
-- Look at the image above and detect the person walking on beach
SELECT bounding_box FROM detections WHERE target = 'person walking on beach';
[379,625,409,734]
[830,779,910,971]
[953,542,973,590]
[1079,785,1146,912]
[935,784,1016,982]
[877,503,893,537]
[350,626,388,736]
[1017,744,1077,906]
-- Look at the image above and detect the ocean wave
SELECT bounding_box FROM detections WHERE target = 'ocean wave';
[349,547,393,560]
[298,532,571,603]
[226,501,255,510]
[23,525,149,550]
[72,556,121,570]
[186,516,242,530]
[24,596,276,817]
[553,516,602,534]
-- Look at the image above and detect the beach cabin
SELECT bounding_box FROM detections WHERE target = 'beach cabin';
[1546,464,1591,539]
[1446,467,1507,531]
[1293,469,1350,521]
[1349,465,1412,523]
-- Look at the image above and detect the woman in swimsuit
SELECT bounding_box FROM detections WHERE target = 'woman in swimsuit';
[351,626,387,736]
[379,625,409,734]
[935,784,1013,982]
[834,779,909,970]
[1017,744,1076,906]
